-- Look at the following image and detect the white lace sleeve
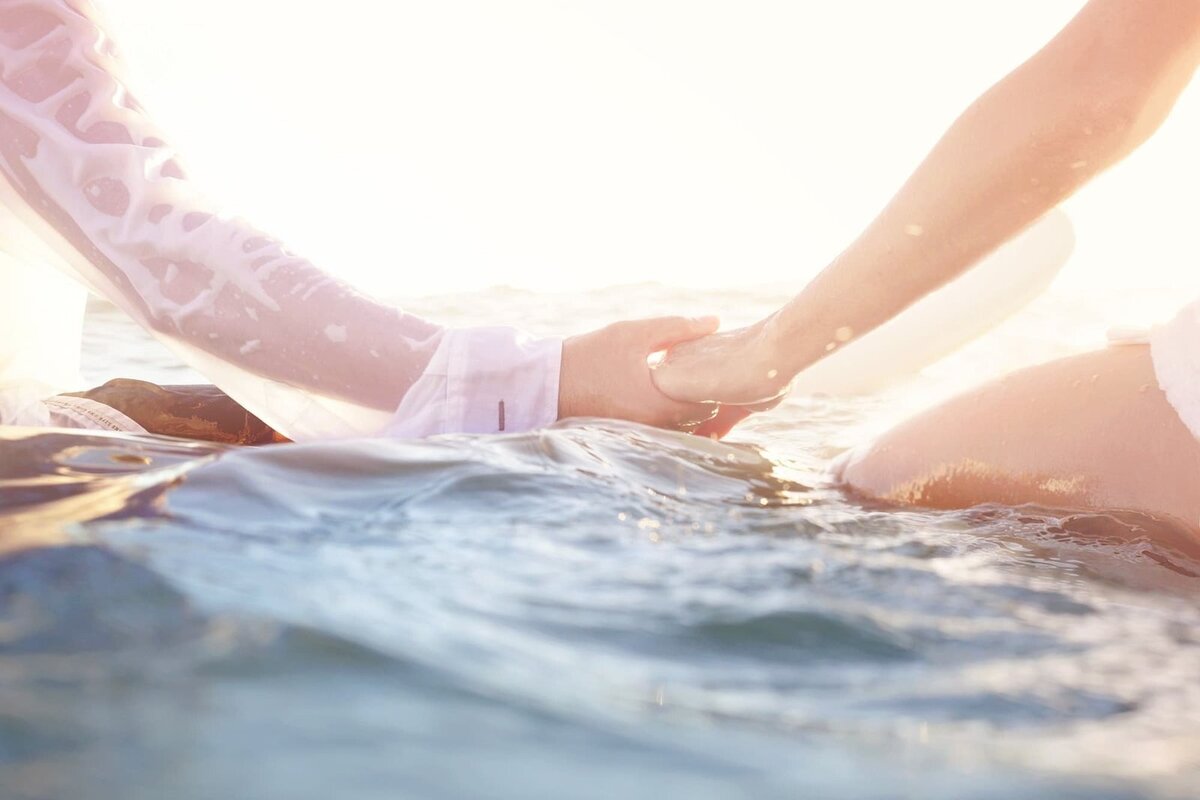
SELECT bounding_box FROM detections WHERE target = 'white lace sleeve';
[0,1,561,440]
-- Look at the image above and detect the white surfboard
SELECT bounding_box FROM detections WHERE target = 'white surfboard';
[789,209,1075,396]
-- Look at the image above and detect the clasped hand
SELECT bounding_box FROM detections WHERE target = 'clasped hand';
[557,315,789,439]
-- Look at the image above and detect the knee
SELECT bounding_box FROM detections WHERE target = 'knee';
[832,441,899,501]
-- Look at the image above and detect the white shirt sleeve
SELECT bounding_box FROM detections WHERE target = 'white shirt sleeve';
[387,328,562,438]
[0,1,562,441]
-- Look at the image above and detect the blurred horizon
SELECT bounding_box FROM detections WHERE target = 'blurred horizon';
[99,1,1200,301]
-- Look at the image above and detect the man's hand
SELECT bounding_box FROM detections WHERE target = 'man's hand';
[689,402,771,440]
[558,316,722,431]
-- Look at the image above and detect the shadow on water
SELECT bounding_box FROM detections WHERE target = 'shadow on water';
[0,423,1196,799]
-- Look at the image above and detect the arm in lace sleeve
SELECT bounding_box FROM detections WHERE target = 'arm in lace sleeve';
[0,1,561,440]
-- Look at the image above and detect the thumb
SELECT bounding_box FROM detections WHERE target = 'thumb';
[637,315,721,352]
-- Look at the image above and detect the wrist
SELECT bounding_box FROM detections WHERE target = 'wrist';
[760,306,809,378]
[764,295,853,379]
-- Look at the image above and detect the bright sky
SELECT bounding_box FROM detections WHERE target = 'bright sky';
[99,0,1200,298]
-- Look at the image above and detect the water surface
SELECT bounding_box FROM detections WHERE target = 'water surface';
[1,286,1197,799]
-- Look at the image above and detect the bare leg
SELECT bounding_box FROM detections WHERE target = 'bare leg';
[838,346,1200,529]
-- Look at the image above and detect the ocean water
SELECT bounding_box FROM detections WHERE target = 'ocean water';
[2,285,1198,800]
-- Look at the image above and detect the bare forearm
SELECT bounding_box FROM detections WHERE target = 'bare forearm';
[771,0,1200,376]
[650,1,1200,411]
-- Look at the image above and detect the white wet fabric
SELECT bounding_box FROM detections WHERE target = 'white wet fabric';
[0,381,144,431]
[0,0,562,441]
[1151,299,1200,443]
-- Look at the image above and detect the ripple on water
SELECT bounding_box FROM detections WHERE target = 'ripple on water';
[1,417,1198,799]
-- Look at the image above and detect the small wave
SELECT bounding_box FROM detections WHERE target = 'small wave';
[2,421,1199,796]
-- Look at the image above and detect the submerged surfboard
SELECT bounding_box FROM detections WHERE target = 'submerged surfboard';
[790,209,1075,396]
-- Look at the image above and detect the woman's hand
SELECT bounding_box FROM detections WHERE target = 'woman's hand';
[650,315,794,407]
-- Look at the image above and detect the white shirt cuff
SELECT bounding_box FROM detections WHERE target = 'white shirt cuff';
[383,327,562,438]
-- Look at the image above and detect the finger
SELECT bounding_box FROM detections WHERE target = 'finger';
[723,391,788,412]
[670,401,720,430]
[634,315,721,352]
[691,405,755,440]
